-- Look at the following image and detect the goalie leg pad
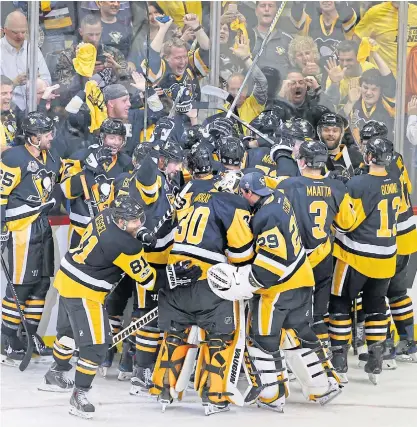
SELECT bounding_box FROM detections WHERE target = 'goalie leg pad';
[150,330,196,400]
[195,333,235,406]
[244,343,289,409]
[283,328,342,404]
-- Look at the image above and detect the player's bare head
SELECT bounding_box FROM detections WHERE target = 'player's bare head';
[98,1,121,19]
[255,1,277,27]
[79,14,102,47]
[227,73,248,107]
[162,38,189,77]
[286,70,307,106]
[4,11,27,49]
[0,75,13,111]
[360,69,383,108]
[289,36,320,68]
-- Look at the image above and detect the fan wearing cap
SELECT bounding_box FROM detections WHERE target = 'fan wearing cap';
[39,195,156,419]
[330,137,407,385]
[277,140,355,365]
[60,118,133,250]
[208,170,342,410]
[1,112,63,365]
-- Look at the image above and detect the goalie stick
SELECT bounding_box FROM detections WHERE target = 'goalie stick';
[80,173,95,220]
[226,1,287,118]
[1,254,34,371]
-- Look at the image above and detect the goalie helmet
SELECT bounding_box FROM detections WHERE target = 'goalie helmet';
[364,137,393,166]
[218,136,245,166]
[360,120,388,142]
[110,195,146,224]
[214,170,243,194]
[298,140,328,169]
[132,142,153,168]
[186,143,212,175]
[22,112,54,136]
[282,118,315,140]
[159,139,184,163]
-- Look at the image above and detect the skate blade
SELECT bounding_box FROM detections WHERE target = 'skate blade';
[382,359,397,370]
[160,399,171,413]
[117,371,132,381]
[204,404,230,416]
[0,356,21,367]
[98,366,108,377]
[368,373,379,385]
[256,401,284,413]
[129,385,153,397]
[69,406,93,419]
[317,388,342,406]
[38,380,73,393]
[396,354,417,363]
[288,372,297,382]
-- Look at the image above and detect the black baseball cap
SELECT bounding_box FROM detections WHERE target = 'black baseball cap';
[240,171,273,196]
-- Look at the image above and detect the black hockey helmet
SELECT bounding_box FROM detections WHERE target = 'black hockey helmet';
[22,112,54,136]
[317,113,345,132]
[132,142,153,168]
[298,140,328,169]
[110,195,146,224]
[182,125,201,149]
[159,139,184,163]
[100,118,126,138]
[282,118,315,140]
[218,136,245,166]
[250,110,282,136]
[360,120,388,142]
[364,137,394,166]
[186,143,213,175]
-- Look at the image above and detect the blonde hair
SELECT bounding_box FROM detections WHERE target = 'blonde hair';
[162,37,188,58]
[288,36,320,67]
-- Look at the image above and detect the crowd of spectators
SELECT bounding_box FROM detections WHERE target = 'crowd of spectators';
[1,1,417,166]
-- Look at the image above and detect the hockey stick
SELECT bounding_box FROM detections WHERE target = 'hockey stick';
[111,306,158,347]
[352,297,358,356]
[143,1,150,134]
[80,173,95,220]
[168,75,189,119]
[153,181,193,234]
[1,254,34,371]
[341,145,355,178]
[226,1,287,118]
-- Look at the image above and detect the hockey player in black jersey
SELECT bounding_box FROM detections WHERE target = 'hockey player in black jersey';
[217,136,246,173]
[330,137,405,385]
[208,171,342,412]
[317,113,362,179]
[151,174,254,415]
[38,196,156,419]
[1,112,61,364]
[60,118,132,249]
[278,140,356,347]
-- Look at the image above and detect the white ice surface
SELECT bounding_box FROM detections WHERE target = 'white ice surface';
[1,353,417,427]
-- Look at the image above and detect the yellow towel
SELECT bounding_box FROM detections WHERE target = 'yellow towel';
[230,17,249,49]
[73,43,97,78]
[85,80,107,133]
[357,37,379,64]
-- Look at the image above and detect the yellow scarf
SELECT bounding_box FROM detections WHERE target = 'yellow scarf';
[85,80,107,132]
[73,43,97,78]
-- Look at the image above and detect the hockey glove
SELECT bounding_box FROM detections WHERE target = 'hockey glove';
[166,261,202,289]
[328,169,350,184]
[206,117,235,138]
[1,223,9,254]
[84,145,113,173]
[136,227,157,249]
[152,117,175,142]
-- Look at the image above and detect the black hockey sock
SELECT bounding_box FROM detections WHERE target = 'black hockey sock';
[2,296,23,333]
[52,337,73,371]
[75,357,98,389]
[365,313,388,347]
[329,314,351,347]
[135,327,162,367]
[389,296,414,337]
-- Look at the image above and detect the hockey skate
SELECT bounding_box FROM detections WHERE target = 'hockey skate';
[330,345,349,384]
[1,334,25,367]
[364,342,384,385]
[38,362,74,392]
[32,334,53,358]
[117,340,134,381]
[358,335,397,370]
[355,322,367,355]
[310,378,342,406]
[99,346,116,377]
[158,387,173,412]
[202,388,230,416]
[129,364,154,396]
[256,396,285,413]
[396,326,417,363]
[69,387,95,419]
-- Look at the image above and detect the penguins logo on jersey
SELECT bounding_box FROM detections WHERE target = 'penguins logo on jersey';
[29,169,56,203]
[91,174,114,209]
[109,31,123,44]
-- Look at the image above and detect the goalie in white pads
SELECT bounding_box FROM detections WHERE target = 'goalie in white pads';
[208,171,343,413]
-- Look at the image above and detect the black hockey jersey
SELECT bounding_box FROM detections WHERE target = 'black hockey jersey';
[251,191,315,294]
[243,147,277,177]
[278,173,356,267]
[326,144,363,176]
[180,175,216,211]
[60,147,132,237]
[0,145,62,231]
[169,190,254,280]
[54,209,156,304]
[333,171,404,280]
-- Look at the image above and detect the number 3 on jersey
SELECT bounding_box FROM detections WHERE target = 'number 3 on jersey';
[309,201,328,240]
[176,206,210,245]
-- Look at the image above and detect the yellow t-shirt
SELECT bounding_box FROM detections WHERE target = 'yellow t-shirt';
[354,2,417,77]
[326,61,376,101]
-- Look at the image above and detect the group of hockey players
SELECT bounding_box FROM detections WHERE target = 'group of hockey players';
[1,105,416,420]
[1,1,417,421]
